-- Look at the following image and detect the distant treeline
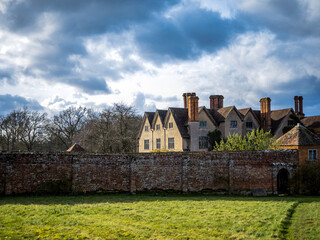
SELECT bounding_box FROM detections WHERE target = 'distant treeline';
[0,104,142,153]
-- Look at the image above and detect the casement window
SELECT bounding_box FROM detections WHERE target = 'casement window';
[156,124,160,131]
[288,120,294,126]
[156,138,161,149]
[169,122,174,129]
[230,121,237,128]
[308,149,318,161]
[144,139,149,150]
[168,137,175,149]
[145,126,149,132]
[246,121,253,129]
[199,121,207,128]
[199,136,208,149]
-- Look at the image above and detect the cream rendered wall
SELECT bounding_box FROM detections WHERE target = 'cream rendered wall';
[243,112,260,135]
[138,118,153,153]
[166,113,183,151]
[224,110,243,137]
[152,116,165,150]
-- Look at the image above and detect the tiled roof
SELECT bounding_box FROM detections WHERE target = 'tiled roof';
[301,115,320,131]
[169,108,189,138]
[157,110,167,125]
[67,143,85,152]
[270,108,292,134]
[145,112,155,125]
[238,108,251,118]
[276,124,320,146]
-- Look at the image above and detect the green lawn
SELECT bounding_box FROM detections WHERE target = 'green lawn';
[0,194,319,239]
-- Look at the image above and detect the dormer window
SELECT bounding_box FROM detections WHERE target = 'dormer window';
[156,124,160,130]
[246,121,253,129]
[145,126,149,132]
[230,121,237,128]
[169,122,173,129]
[199,121,207,128]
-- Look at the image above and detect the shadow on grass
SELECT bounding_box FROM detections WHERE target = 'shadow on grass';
[0,193,319,206]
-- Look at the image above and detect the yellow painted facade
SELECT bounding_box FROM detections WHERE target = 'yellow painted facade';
[165,112,184,151]
[138,117,153,153]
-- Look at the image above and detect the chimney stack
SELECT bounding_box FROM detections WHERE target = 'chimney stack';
[260,97,271,132]
[294,96,305,118]
[188,95,199,122]
[294,96,299,114]
[298,96,305,118]
[210,95,224,110]
[183,92,196,108]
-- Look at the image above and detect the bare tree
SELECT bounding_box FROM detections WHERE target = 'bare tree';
[46,106,88,149]
[0,108,47,151]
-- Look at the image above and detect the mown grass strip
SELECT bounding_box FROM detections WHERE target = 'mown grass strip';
[0,194,317,239]
[279,201,300,240]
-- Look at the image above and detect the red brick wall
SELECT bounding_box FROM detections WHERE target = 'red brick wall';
[0,150,298,195]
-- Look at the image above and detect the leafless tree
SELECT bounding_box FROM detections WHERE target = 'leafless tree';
[46,106,88,149]
[0,108,47,151]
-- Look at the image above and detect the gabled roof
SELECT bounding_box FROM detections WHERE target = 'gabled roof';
[67,143,85,152]
[277,124,320,146]
[270,108,293,134]
[207,106,243,124]
[137,112,155,139]
[198,106,218,126]
[145,112,155,125]
[238,107,260,124]
[301,115,320,131]
[151,109,167,128]
[165,108,189,138]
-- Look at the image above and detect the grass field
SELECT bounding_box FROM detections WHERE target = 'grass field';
[0,194,319,239]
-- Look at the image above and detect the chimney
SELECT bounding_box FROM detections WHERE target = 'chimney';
[210,95,224,110]
[188,95,199,122]
[294,96,299,114]
[188,95,199,151]
[183,92,196,108]
[298,96,305,118]
[260,97,271,132]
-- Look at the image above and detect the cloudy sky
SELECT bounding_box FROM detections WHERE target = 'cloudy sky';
[0,0,319,116]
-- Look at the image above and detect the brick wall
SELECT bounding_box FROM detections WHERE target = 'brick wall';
[0,150,298,195]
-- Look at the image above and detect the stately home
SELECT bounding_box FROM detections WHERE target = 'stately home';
[137,93,320,152]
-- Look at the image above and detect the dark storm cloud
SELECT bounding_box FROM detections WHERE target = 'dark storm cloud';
[2,0,177,35]
[237,0,320,38]
[0,0,179,93]
[134,7,243,63]
[0,94,44,115]
[68,77,111,94]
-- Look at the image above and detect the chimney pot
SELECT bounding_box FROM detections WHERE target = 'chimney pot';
[260,97,271,132]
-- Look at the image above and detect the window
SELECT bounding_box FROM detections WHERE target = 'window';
[156,138,161,149]
[288,120,294,126]
[168,137,175,149]
[199,121,207,128]
[246,121,253,129]
[156,124,160,130]
[308,149,318,161]
[169,122,173,129]
[144,139,149,150]
[145,126,149,132]
[230,121,237,128]
[199,136,208,149]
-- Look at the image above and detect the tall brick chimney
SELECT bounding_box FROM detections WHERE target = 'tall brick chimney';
[188,95,199,122]
[183,92,196,108]
[188,95,199,151]
[298,96,305,118]
[210,95,224,110]
[260,97,271,132]
[294,96,299,114]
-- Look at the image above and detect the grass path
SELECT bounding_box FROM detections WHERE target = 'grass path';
[0,194,319,239]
